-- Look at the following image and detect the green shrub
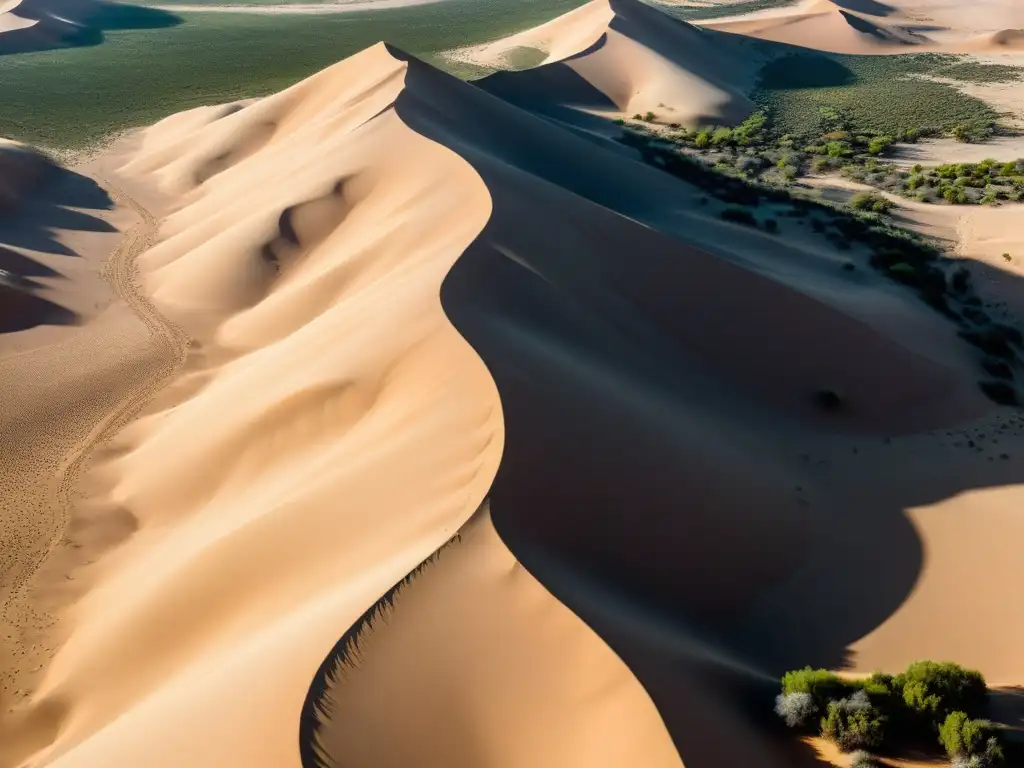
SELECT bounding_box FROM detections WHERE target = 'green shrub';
[939,711,1004,763]
[821,693,887,752]
[643,111,656,122]
[894,661,987,725]
[867,136,893,155]
[851,192,894,214]
[781,667,854,707]
[827,140,853,158]
[694,130,711,148]
[711,126,733,145]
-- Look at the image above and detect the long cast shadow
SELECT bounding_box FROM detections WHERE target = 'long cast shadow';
[298,49,1024,768]
[0,0,181,56]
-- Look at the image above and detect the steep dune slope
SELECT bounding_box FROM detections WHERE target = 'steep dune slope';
[14,28,1024,768]
[467,0,753,125]
[701,0,1024,53]
[306,507,683,768]
[703,0,930,54]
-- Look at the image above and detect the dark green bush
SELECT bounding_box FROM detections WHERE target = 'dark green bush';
[720,207,758,227]
[821,693,887,752]
[781,667,854,707]
[894,661,987,725]
[939,711,1004,763]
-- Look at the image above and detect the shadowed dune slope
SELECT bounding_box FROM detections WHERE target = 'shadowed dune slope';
[0,0,179,54]
[703,0,930,54]
[470,0,753,126]
[16,34,1024,768]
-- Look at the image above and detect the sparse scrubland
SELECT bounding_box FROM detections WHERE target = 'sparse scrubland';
[753,52,1005,139]
[619,119,1024,406]
[776,662,1015,767]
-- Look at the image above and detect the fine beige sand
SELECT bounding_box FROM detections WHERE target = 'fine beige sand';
[4,2,1024,768]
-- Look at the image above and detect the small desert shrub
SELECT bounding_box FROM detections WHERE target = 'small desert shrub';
[821,692,887,752]
[775,692,819,730]
[851,192,894,214]
[849,751,878,768]
[940,712,1004,765]
[764,218,779,233]
[720,207,758,227]
[643,111,656,122]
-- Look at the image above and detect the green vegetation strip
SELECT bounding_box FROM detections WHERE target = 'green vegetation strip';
[0,0,586,148]
[754,52,1001,138]
[658,0,799,21]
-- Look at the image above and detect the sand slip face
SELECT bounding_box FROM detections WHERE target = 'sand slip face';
[460,0,753,126]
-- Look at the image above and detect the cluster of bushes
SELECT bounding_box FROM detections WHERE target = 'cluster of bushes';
[842,158,1024,206]
[776,662,1008,766]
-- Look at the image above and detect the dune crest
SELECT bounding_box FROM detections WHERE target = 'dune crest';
[464,0,753,125]
[24,42,506,768]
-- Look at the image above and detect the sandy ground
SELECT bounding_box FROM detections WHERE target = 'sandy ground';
[0,149,187,766]
[890,137,1024,166]
[3,2,1024,768]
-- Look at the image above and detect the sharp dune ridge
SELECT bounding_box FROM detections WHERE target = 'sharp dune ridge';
[2,2,1024,768]
[701,0,1024,53]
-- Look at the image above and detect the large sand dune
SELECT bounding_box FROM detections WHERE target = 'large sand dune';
[463,0,753,126]
[700,0,1024,53]
[0,0,179,54]
[4,6,1024,768]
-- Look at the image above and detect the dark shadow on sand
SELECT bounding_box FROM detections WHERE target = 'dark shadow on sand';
[0,0,181,56]
[300,48,1024,768]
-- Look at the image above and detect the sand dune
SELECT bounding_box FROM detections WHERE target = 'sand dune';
[6,9,1024,768]
[0,0,179,54]
[703,0,931,54]
[701,0,1024,53]
[462,0,753,126]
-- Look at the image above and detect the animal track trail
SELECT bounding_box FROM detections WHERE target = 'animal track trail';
[2,181,190,698]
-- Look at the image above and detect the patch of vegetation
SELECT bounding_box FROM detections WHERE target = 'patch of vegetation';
[936,61,1024,84]
[851,192,894,214]
[0,0,588,148]
[777,662,1007,765]
[660,0,799,21]
[754,52,1000,139]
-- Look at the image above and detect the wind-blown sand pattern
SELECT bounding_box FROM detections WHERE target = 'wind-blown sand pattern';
[3,1,1024,767]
